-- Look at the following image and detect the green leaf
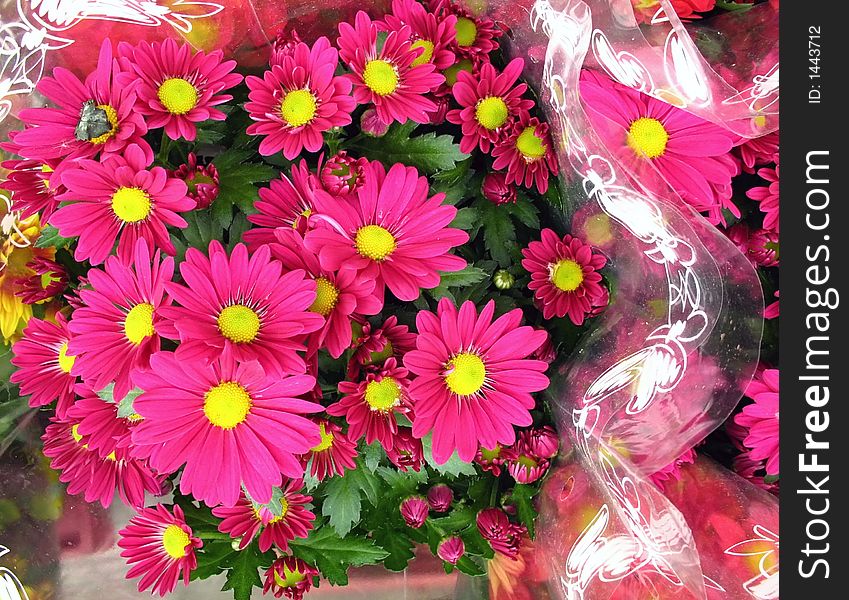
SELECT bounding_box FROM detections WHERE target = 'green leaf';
[320,473,363,536]
[181,209,223,248]
[221,544,264,600]
[455,555,486,577]
[362,442,385,472]
[373,525,416,571]
[35,225,74,249]
[430,506,476,534]
[227,212,251,250]
[348,461,384,507]
[289,527,389,586]
[192,540,237,580]
[478,200,517,267]
[449,206,480,230]
[436,266,488,288]
[507,195,540,229]
[509,484,539,539]
[212,148,275,218]
[351,124,468,174]
[421,434,477,477]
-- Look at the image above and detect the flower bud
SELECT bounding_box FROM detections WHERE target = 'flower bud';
[493,269,514,290]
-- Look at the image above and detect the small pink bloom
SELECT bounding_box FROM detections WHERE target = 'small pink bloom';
[300,419,358,481]
[524,425,559,459]
[170,153,220,210]
[244,159,318,247]
[477,508,526,559]
[269,29,304,67]
[734,368,779,476]
[13,256,67,305]
[482,172,517,205]
[764,290,779,320]
[491,114,558,194]
[474,444,510,476]
[746,159,780,233]
[263,556,317,600]
[319,151,369,197]
[1,134,64,221]
[437,536,465,565]
[506,431,551,484]
[427,484,454,512]
[387,427,425,472]
[649,447,697,489]
[429,0,503,58]
[400,496,429,528]
[349,315,417,379]
[735,132,779,173]
[383,0,458,70]
[361,108,391,137]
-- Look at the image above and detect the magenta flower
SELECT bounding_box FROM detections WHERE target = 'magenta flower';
[263,556,317,600]
[383,0,458,70]
[170,153,220,210]
[337,11,444,125]
[477,508,526,559]
[429,0,502,58]
[319,151,369,197]
[52,143,194,265]
[12,40,150,163]
[300,419,358,481]
[68,240,174,402]
[735,131,779,173]
[13,256,68,305]
[118,38,242,141]
[506,430,552,484]
[447,58,533,153]
[349,315,417,378]
[68,384,135,456]
[426,484,454,512]
[491,114,559,194]
[481,172,517,205]
[245,160,318,248]
[246,37,355,159]
[159,241,324,377]
[400,496,429,528]
[406,298,549,463]
[387,427,425,472]
[118,504,202,596]
[764,290,779,320]
[746,159,780,233]
[131,349,323,507]
[734,368,779,476]
[521,229,608,324]
[437,536,465,565]
[474,444,510,476]
[305,161,468,303]
[1,134,64,221]
[649,447,698,489]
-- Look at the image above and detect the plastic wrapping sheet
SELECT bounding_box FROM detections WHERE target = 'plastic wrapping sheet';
[1,1,779,598]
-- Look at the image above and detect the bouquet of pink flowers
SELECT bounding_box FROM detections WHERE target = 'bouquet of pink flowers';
[0,0,779,599]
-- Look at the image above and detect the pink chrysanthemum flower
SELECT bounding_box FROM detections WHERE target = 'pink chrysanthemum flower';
[118,504,202,597]
[400,496,429,528]
[492,114,559,194]
[246,37,355,159]
[131,350,322,507]
[477,508,526,559]
[42,417,162,508]
[244,160,318,248]
[506,432,551,484]
[305,161,468,303]
[170,153,220,210]
[212,479,315,552]
[447,58,533,153]
[727,420,778,494]
[579,70,739,224]
[319,151,369,197]
[649,447,697,489]
[349,315,418,378]
[329,357,413,447]
[387,427,425,472]
[474,444,510,476]
[337,11,445,125]
[383,0,458,71]
[300,419,358,481]
[13,256,67,305]
[118,38,242,141]
[437,536,465,565]
[271,228,381,358]
[427,484,454,512]
[10,313,77,418]
[734,368,779,476]
[52,143,194,265]
[263,556,318,600]
[735,131,779,173]
[68,384,136,456]
[429,0,502,58]
[521,229,608,325]
[1,136,64,221]
[12,40,150,163]
[68,240,173,401]
[406,298,549,463]
[746,159,780,233]
[725,223,779,268]
[160,241,324,377]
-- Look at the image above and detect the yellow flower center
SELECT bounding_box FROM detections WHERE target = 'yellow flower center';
[274,564,306,588]
[475,96,509,130]
[217,304,260,343]
[444,58,474,86]
[308,277,339,316]
[123,302,155,345]
[280,89,318,127]
[516,126,546,161]
[311,422,335,453]
[203,381,252,429]
[364,377,402,412]
[455,17,478,47]
[410,39,435,67]
[111,187,151,223]
[753,114,767,129]
[362,60,399,97]
[254,500,288,524]
[550,259,584,292]
[445,352,486,396]
[355,225,396,261]
[88,104,118,145]
[41,164,54,190]
[626,117,669,159]
[70,423,83,444]
[161,524,191,559]
[157,78,198,115]
[57,342,76,373]
[479,445,501,461]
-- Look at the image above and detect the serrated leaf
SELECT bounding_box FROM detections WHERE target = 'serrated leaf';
[211,148,275,217]
[289,527,388,586]
[35,225,74,249]
[351,124,468,174]
[430,506,476,534]
[455,555,486,577]
[510,484,538,539]
[507,195,540,229]
[348,462,383,507]
[227,212,250,250]
[181,209,222,248]
[479,200,517,267]
[373,525,416,572]
[449,206,480,230]
[425,284,455,303]
[320,474,362,536]
[421,433,477,477]
[221,544,263,600]
[192,540,237,581]
[436,266,488,288]
[362,442,385,472]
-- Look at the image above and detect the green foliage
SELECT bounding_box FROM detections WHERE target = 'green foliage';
[478,199,518,267]
[34,225,73,249]
[289,526,389,586]
[221,543,265,600]
[421,433,477,477]
[350,123,469,174]
[509,483,539,539]
[211,148,276,225]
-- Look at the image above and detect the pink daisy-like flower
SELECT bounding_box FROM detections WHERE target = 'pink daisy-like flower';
[580,70,740,223]
[159,241,324,377]
[429,0,502,58]
[68,240,174,402]
[386,427,425,472]
[735,132,778,173]
[329,357,413,447]
[319,151,369,197]
[405,298,550,463]
[52,143,194,265]
[12,40,150,163]
[118,38,242,141]
[426,484,453,512]
[764,290,779,320]
[244,160,318,248]
[305,161,468,303]
[734,368,779,476]
[447,58,534,153]
[246,37,355,159]
[131,349,323,507]
[271,227,381,358]
[725,223,779,268]
[337,11,445,125]
[400,496,429,528]
[521,229,608,325]
[349,315,418,378]
[383,0,458,71]
[10,313,78,418]
[746,159,780,233]
[437,536,465,565]
[263,556,318,600]
[68,384,135,457]
[118,504,202,597]
[648,447,698,489]
[477,508,526,559]
[492,114,559,194]
[300,419,358,481]
[1,136,64,221]
[212,479,315,552]
[13,256,68,305]
[170,153,220,210]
